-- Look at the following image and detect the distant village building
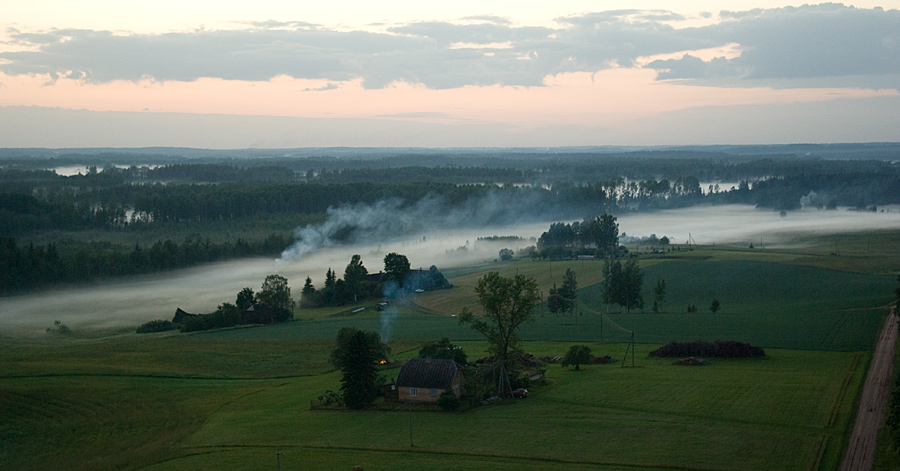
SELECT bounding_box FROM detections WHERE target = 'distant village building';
[394,358,464,403]
[172,308,198,323]
[243,303,275,324]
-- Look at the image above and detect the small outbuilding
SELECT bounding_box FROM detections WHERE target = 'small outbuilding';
[172,308,198,323]
[395,358,464,403]
[243,303,275,324]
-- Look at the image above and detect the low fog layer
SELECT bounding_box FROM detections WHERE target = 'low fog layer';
[2,205,898,336]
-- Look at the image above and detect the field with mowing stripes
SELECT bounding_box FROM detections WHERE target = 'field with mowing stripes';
[1,340,867,471]
[1,238,897,470]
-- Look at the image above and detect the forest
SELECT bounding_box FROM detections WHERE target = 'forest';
[1,144,899,293]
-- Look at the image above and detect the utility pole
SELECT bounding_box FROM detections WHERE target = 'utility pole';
[600,313,603,343]
[408,406,414,447]
[276,452,281,471]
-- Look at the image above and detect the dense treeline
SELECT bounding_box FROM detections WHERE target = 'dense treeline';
[0,233,290,294]
[147,164,299,182]
[3,158,900,232]
[4,169,899,238]
[0,192,129,233]
[3,151,900,292]
[300,253,451,308]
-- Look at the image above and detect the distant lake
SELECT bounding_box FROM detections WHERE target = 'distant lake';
[51,164,159,176]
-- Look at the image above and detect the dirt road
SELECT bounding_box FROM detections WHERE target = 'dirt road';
[840,310,898,471]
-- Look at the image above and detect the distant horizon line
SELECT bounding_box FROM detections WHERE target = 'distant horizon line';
[3,142,900,153]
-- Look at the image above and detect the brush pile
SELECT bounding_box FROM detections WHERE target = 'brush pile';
[650,340,765,358]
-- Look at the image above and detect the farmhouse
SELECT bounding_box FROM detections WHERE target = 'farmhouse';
[395,358,464,403]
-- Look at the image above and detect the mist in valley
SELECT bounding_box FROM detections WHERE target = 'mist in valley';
[2,203,899,336]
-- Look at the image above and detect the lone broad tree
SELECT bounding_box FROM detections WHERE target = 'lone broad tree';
[458,272,540,393]
[257,274,294,320]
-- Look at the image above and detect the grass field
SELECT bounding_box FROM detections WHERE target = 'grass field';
[408,255,894,351]
[2,237,898,470]
[0,338,867,471]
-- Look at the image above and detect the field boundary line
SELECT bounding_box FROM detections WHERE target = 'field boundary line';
[809,434,828,471]
[178,443,736,471]
[826,352,862,428]
[820,310,852,349]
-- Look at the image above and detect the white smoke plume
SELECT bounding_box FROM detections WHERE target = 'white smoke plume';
[379,280,403,342]
[800,191,824,209]
[280,191,549,260]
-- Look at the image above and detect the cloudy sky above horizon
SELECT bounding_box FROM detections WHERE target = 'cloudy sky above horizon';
[1,1,898,148]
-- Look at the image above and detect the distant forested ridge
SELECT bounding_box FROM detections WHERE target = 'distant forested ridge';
[0,233,290,293]
[2,145,899,293]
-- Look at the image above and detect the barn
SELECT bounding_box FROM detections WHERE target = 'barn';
[395,358,464,403]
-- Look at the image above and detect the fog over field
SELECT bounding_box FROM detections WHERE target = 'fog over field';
[2,204,898,336]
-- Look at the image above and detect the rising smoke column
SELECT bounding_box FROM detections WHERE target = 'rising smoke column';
[280,190,554,261]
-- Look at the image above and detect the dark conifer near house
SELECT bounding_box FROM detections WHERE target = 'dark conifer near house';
[331,327,389,409]
[300,277,318,308]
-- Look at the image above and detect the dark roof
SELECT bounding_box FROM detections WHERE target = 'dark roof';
[172,308,198,323]
[243,303,275,324]
[396,358,461,389]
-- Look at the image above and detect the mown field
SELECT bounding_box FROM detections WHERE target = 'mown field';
[0,337,869,471]
[1,236,898,471]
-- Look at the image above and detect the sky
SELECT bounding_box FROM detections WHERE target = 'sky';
[1,1,899,148]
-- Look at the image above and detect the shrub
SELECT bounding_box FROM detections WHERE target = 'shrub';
[318,390,343,407]
[46,320,72,335]
[438,391,461,411]
[136,319,177,334]
[561,345,593,370]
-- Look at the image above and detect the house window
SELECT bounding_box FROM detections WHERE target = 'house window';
[430,389,438,397]
[410,388,418,397]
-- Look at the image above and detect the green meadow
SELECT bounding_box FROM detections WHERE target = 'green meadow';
[2,236,898,470]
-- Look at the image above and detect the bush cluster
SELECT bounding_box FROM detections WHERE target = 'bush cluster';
[649,340,766,358]
[136,319,177,334]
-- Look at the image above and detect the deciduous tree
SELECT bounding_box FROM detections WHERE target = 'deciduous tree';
[602,260,644,313]
[588,213,619,255]
[458,272,540,393]
[235,287,255,311]
[383,252,411,287]
[562,345,593,370]
[258,274,293,319]
[418,337,467,365]
[653,279,666,312]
